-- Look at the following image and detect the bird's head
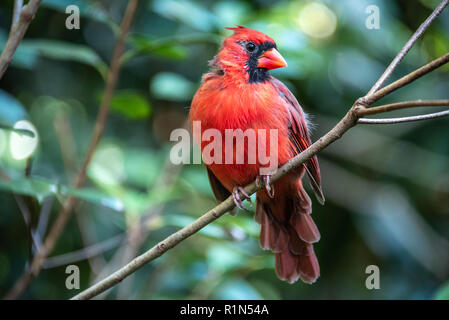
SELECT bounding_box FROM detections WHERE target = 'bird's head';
[213,26,287,83]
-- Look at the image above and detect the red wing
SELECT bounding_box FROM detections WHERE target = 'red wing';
[270,77,325,204]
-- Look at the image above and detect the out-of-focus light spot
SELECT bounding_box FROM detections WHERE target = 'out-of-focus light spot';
[297,2,337,39]
[90,145,126,186]
[229,227,247,241]
[10,120,39,160]
[101,197,124,212]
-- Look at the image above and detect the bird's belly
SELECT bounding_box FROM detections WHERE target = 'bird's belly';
[201,124,293,191]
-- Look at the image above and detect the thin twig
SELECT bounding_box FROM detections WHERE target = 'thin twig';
[358,99,449,116]
[35,196,53,245]
[4,0,140,300]
[12,0,24,26]
[13,194,40,255]
[358,109,449,124]
[42,234,125,269]
[71,1,449,300]
[0,0,41,79]
[366,0,449,95]
[362,53,449,106]
[54,110,108,273]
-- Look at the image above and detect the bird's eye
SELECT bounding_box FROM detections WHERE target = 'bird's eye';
[246,42,256,52]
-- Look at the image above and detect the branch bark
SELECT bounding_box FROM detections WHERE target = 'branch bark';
[71,1,449,300]
[4,0,140,300]
[0,0,41,79]
[358,109,449,124]
[12,0,24,26]
[357,99,449,116]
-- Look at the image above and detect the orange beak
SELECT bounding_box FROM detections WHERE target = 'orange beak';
[257,48,287,70]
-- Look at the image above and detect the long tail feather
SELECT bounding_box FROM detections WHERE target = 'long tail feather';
[256,177,320,284]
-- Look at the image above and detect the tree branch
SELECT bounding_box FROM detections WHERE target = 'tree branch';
[42,234,125,269]
[358,109,449,124]
[361,53,449,106]
[0,0,41,79]
[357,99,449,116]
[71,0,449,300]
[4,0,140,300]
[12,0,24,26]
[366,0,449,95]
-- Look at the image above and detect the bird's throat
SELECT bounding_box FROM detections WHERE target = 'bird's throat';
[248,67,270,83]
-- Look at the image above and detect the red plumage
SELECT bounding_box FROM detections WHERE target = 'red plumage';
[189,26,324,284]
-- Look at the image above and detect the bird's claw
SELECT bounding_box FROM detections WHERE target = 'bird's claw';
[232,186,252,212]
[256,175,274,198]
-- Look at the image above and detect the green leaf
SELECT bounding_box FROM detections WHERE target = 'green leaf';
[129,36,188,60]
[151,45,188,60]
[150,72,195,101]
[21,40,107,77]
[0,177,57,202]
[0,176,123,211]
[111,91,152,119]
[66,187,124,211]
[123,33,221,64]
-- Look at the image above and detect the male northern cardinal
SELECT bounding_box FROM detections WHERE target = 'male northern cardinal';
[189,26,324,284]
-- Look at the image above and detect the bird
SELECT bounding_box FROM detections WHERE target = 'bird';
[189,26,324,284]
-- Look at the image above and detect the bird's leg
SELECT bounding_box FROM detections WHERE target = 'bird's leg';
[232,186,252,212]
[256,175,274,198]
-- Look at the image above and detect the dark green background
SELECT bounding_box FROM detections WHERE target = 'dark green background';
[0,0,449,299]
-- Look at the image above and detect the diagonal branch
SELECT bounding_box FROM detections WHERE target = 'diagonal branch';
[4,0,140,300]
[0,0,42,79]
[366,0,449,95]
[71,0,449,300]
[42,234,125,269]
[362,53,449,106]
[357,99,449,116]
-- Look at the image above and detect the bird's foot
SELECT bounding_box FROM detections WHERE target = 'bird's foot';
[256,175,274,198]
[232,186,252,212]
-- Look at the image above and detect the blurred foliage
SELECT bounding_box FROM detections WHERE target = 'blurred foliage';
[0,0,449,300]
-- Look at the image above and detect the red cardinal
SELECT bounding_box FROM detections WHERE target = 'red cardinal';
[189,26,324,284]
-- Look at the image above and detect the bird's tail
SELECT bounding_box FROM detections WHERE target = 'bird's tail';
[255,177,320,284]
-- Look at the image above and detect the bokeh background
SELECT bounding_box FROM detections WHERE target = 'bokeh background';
[1,0,449,299]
